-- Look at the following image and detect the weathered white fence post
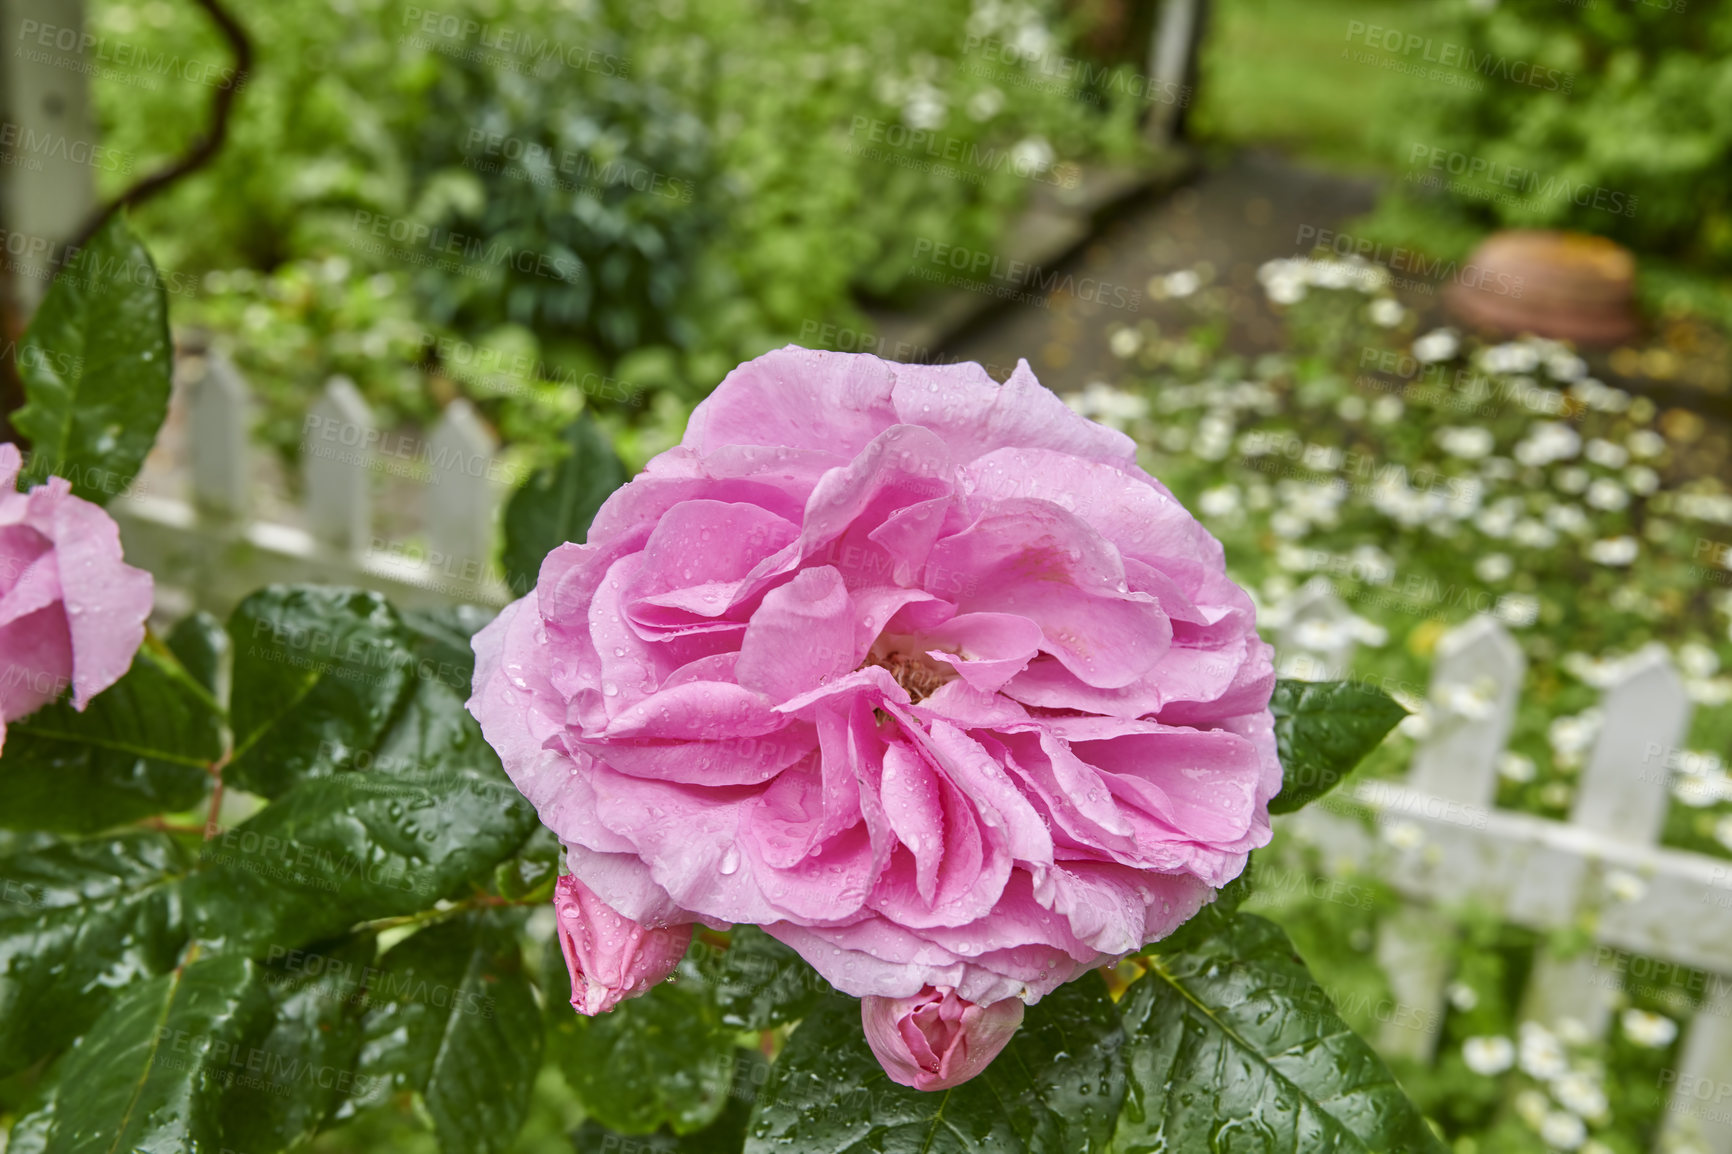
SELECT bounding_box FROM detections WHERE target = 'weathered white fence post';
[1407,615,1524,803]
[304,377,374,555]
[1373,614,1524,1061]
[425,399,498,578]
[1277,578,1356,682]
[1527,646,1693,1044]
[187,352,251,521]
[1662,976,1732,1151]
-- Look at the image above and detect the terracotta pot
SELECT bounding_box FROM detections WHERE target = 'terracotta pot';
[1445,230,1638,346]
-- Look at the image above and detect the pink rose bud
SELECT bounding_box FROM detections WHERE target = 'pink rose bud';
[0,444,153,755]
[553,874,691,1015]
[862,986,1025,1091]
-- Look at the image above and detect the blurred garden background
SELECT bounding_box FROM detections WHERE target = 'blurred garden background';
[4,0,1732,1151]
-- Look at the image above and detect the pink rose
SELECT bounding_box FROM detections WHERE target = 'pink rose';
[470,347,1278,1067]
[0,444,153,753]
[862,987,1025,1091]
[553,873,691,1015]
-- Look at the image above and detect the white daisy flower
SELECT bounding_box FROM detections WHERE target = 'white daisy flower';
[1621,1008,1678,1048]
[1605,870,1646,903]
[1462,1035,1514,1075]
[1552,1071,1608,1122]
[1499,752,1537,782]
[1412,328,1460,363]
[1585,478,1629,512]
[1585,438,1629,469]
[1109,327,1142,359]
[1539,1110,1587,1150]
[1587,536,1639,566]
[1369,297,1405,327]
[1627,429,1666,459]
[1475,553,1514,582]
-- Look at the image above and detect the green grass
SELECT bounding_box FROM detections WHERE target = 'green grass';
[1191,0,1448,172]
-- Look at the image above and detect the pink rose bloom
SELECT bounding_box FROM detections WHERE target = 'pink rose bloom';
[0,444,153,753]
[553,873,691,1015]
[862,987,1025,1091]
[470,347,1278,1029]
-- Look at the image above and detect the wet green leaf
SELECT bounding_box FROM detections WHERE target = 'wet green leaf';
[1119,913,1446,1153]
[745,974,1125,1154]
[216,933,375,1153]
[12,215,173,503]
[573,1051,764,1153]
[0,832,190,1078]
[1267,680,1407,815]
[184,770,534,955]
[340,912,541,1154]
[28,952,269,1154]
[552,968,737,1137]
[696,925,828,1031]
[1,641,221,833]
[226,586,416,797]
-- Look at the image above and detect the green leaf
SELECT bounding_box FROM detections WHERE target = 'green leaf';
[1117,913,1446,1154]
[0,832,190,1078]
[696,925,828,1031]
[184,769,535,955]
[1267,680,1408,815]
[368,675,502,780]
[340,912,541,1154]
[29,951,269,1154]
[398,603,498,689]
[226,586,417,798]
[573,1051,765,1154]
[167,611,232,707]
[551,967,737,1137]
[745,974,1125,1154]
[216,932,375,1154]
[1,640,221,833]
[501,414,626,596]
[12,215,173,503]
[1151,864,1256,957]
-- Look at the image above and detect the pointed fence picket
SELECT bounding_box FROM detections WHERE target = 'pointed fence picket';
[111,355,515,616]
[1285,612,1730,1151]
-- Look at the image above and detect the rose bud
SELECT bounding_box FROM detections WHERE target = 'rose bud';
[553,874,691,1015]
[861,986,1025,1091]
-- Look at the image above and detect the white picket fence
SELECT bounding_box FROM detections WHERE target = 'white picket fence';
[1279,585,1732,1151]
[113,352,516,617]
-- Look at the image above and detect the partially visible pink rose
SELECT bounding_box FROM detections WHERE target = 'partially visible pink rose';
[862,987,1024,1091]
[0,444,153,753]
[553,873,691,1015]
[471,346,1279,1081]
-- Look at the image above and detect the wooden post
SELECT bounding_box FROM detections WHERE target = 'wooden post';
[1528,646,1693,1043]
[1571,645,1692,845]
[1143,0,1207,147]
[303,376,373,554]
[1407,615,1524,804]
[424,398,498,582]
[1659,974,1732,1151]
[1277,578,1356,681]
[0,0,97,312]
[187,351,250,520]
